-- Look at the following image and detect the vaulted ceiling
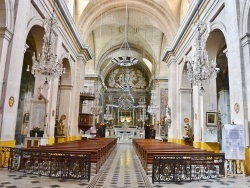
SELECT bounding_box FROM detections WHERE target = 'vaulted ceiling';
[66,0,193,87]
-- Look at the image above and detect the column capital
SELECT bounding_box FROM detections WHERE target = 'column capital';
[240,33,250,47]
[0,27,13,41]
[223,48,228,57]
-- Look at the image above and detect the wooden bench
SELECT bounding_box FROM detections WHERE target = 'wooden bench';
[132,139,225,183]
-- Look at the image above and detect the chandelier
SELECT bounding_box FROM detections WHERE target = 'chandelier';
[147,90,159,115]
[185,20,219,96]
[111,1,138,67]
[27,13,66,89]
[91,91,103,116]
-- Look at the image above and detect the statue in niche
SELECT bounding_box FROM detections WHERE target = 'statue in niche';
[184,123,191,139]
[135,70,147,88]
[108,69,118,87]
[165,104,171,123]
[57,115,66,136]
[160,114,165,125]
[123,119,128,129]
[183,118,191,140]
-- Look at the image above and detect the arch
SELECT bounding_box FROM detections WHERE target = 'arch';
[180,62,191,89]
[26,16,45,39]
[241,0,250,35]
[0,0,15,31]
[77,0,178,42]
[209,21,228,46]
[60,52,73,86]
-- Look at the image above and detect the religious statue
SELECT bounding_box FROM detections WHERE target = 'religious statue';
[57,115,66,136]
[123,119,128,129]
[165,104,171,123]
[184,123,191,139]
[160,114,165,125]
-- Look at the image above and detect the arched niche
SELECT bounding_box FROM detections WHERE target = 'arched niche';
[206,28,230,148]
[15,25,44,145]
[55,56,72,138]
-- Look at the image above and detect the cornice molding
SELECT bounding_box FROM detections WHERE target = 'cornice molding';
[161,0,206,64]
[54,0,93,61]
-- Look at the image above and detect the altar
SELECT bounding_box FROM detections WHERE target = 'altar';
[105,125,145,143]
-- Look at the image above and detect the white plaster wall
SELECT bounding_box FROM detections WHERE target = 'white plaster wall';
[1,0,31,140]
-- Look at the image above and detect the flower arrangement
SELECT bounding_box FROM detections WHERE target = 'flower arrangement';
[30,126,44,137]
[32,126,41,132]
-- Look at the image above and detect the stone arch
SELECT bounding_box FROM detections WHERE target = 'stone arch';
[180,62,191,89]
[56,53,73,138]
[60,52,73,86]
[208,21,228,47]
[15,24,45,145]
[241,0,250,35]
[179,60,192,139]
[206,27,230,147]
[0,0,15,31]
[77,0,178,42]
[26,16,44,39]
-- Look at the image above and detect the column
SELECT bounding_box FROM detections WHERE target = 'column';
[179,88,192,140]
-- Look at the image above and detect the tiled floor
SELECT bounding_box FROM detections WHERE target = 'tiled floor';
[0,143,250,188]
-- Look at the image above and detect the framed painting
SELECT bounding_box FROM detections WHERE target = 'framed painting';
[23,113,30,123]
[206,112,217,127]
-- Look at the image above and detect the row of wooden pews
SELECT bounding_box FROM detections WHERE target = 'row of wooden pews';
[26,137,117,173]
[133,139,225,183]
[6,138,117,181]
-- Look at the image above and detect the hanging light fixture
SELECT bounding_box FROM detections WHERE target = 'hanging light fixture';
[91,91,103,116]
[111,0,138,66]
[185,20,219,96]
[147,90,159,115]
[27,6,66,89]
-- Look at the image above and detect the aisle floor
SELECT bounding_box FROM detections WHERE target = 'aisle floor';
[0,143,250,188]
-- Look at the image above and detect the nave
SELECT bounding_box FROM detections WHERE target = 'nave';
[0,144,250,188]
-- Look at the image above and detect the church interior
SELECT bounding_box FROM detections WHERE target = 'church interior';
[0,0,250,187]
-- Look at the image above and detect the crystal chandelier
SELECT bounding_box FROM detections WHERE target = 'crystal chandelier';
[111,1,138,66]
[147,90,159,115]
[185,20,219,96]
[27,13,66,89]
[91,91,103,116]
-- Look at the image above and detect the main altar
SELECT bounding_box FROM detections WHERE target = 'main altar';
[105,125,145,143]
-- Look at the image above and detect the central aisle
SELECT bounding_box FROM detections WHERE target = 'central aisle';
[87,143,152,188]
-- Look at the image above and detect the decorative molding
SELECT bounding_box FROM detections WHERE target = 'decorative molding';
[161,0,204,63]
[179,88,192,94]
[0,27,13,41]
[107,68,147,89]
[55,0,93,61]
[240,33,250,47]
[59,85,73,90]
[24,44,29,53]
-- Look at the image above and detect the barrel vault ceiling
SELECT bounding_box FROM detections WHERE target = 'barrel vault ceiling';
[66,0,193,90]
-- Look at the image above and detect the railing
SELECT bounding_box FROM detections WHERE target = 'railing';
[152,154,225,183]
[0,147,91,181]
